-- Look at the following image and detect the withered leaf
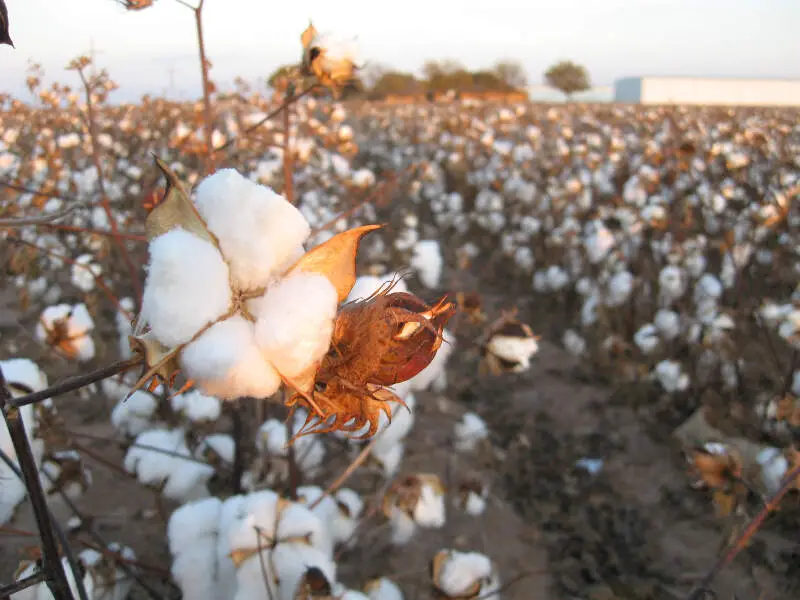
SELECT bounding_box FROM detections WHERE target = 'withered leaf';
[0,0,12,48]
[300,22,317,51]
[147,156,217,245]
[287,224,382,302]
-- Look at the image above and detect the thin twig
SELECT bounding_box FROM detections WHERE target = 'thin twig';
[0,570,48,597]
[0,202,87,227]
[309,437,379,510]
[10,357,142,408]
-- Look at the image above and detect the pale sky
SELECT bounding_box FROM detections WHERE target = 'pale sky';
[1,0,798,101]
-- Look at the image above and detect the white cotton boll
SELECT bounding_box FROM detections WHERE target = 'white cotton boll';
[36,303,96,362]
[257,419,288,456]
[124,429,213,502]
[695,273,723,302]
[585,226,615,264]
[254,273,338,379]
[563,329,586,356]
[168,497,222,600]
[654,309,681,340]
[371,394,416,455]
[366,578,404,600]
[410,329,455,391]
[347,273,408,302]
[605,271,633,307]
[181,315,282,400]
[101,376,133,403]
[338,591,370,600]
[171,389,221,423]
[486,333,539,372]
[291,413,327,478]
[659,265,686,301]
[453,413,488,453]
[193,169,311,291]
[634,324,660,354]
[545,265,569,292]
[70,254,102,292]
[654,360,689,393]
[332,488,363,546]
[115,298,135,360]
[372,441,404,479]
[410,240,443,289]
[140,228,232,347]
[435,551,499,600]
[271,543,337,600]
[296,485,337,551]
[459,490,487,516]
[388,504,416,545]
[197,434,235,465]
[756,448,788,495]
[0,358,48,393]
[413,483,446,528]
[111,390,158,437]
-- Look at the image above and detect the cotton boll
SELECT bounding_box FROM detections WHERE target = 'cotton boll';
[291,412,327,478]
[197,434,235,466]
[70,253,102,292]
[659,265,686,302]
[369,393,416,454]
[562,329,586,356]
[410,240,443,289]
[371,441,404,478]
[634,324,660,354]
[605,271,634,307]
[254,273,338,379]
[181,315,282,400]
[115,297,135,359]
[257,419,289,456]
[414,482,446,528]
[332,488,363,546]
[756,448,788,495]
[168,497,222,600]
[36,303,96,362]
[124,429,213,502]
[654,309,680,340]
[585,225,615,264]
[485,330,539,372]
[365,577,404,600]
[171,389,221,424]
[654,360,690,393]
[111,390,158,437]
[0,358,48,394]
[270,544,337,600]
[387,504,416,545]
[453,413,488,453]
[194,169,310,290]
[433,550,500,600]
[140,228,232,347]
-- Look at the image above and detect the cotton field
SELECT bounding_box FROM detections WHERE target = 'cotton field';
[1,52,800,600]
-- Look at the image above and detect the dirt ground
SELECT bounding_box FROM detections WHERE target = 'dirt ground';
[2,299,798,599]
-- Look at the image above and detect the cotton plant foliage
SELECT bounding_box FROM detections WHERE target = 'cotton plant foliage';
[131,158,453,439]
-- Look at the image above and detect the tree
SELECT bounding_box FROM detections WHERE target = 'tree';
[492,60,528,90]
[370,71,423,99]
[544,60,590,100]
[471,70,512,92]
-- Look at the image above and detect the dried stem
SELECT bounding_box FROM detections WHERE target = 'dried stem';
[10,356,142,408]
[0,570,48,598]
[309,436,379,510]
[75,64,143,303]
[0,373,73,600]
[192,0,215,174]
[0,202,87,226]
[282,88,294,203]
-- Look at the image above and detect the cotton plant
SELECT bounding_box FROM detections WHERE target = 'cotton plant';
[431,550,501,600]
[130,162,454,440]
[35,302,95,362]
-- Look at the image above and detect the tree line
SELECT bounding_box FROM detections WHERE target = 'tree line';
[268,59,591,101]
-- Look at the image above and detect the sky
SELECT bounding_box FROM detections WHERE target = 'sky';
[1,0,798,102]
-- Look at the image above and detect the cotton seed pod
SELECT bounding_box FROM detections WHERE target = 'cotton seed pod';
[481,316,539,374]
[300,22,358,96]
[383,473,446,528]
[291,290,454,438]
[42,451,92,500]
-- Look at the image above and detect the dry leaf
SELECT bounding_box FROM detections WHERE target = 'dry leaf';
[147,157,217,245]
[0,0,13,47]
[287,224,382,302]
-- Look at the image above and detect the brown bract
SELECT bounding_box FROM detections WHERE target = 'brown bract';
[290,290,455,438]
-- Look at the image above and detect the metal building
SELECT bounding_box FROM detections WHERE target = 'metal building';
[614,76,800,107]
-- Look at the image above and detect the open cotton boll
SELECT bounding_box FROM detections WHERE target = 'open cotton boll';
[193,169,311,291]
[257,418,289,456]
[0,358,48,394]
[372,394,416,455]
[756,448,788,495]
[171,389,221,423]
[168,497,222,600]
[290,411,326,478]
[414,482,446,528]
[70,253,102,292]
[216,495,247,597]
[254,273,338,379]
[197,434,236,466]
[124,429,213,502]
[410,329,454,391]
[296,485,337,551]
[270,544,337,600]
[410,240,443,289]
[36,303,96,362]
[337,590,370,600]
[654,309,680,340]
[140,228,232,347]
[453,413,488,453]
[371,441,404,478]
[387,504,416,546]
[12,555,96,600]
[332,488,363,546]
[365,578,405,600]
[181,315,282,400]
[485,333,538,372]
[116,297,136,359]
[434,551,500,600]
[111,390,158,437]
[634,324,660,354]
